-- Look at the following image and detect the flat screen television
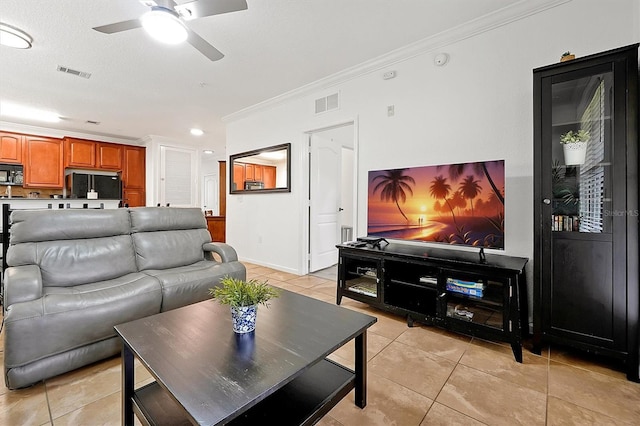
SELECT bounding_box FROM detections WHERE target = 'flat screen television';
[367,160,505,249]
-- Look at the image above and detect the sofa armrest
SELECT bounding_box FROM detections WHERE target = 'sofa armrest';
[4,265,43,307]
[203,243,239,263]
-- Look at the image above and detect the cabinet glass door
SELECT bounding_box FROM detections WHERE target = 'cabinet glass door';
[549,66,613,234]
[442,272,506,331]
[340,255,380,300]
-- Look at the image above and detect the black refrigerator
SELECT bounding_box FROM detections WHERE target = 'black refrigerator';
[70,173,122,199]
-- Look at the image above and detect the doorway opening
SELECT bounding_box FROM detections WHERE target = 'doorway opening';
[306,122,356,273]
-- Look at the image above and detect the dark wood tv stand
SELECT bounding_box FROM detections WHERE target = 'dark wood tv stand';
[336,242,529,362]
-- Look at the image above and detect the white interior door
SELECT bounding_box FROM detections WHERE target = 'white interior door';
[203,174,218,214]
[309,134,341,272]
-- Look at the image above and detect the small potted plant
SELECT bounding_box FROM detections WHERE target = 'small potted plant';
[560,129,590,165]
[209,276,280,333]
[560,51,576,62]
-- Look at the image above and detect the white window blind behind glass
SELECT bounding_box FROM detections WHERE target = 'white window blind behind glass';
[579,79,606,233]
[161,146,197,206]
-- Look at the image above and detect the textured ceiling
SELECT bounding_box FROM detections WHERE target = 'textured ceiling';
[0,0,521,153]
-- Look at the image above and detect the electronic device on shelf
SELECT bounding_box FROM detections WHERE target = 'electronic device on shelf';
[356,236,389,249]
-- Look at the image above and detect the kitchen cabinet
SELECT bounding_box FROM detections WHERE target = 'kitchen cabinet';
[122,146,146,206]
[24,136,64,188]
[65,138,123,170]
[233,163,245,191]
[263,166,276,188]
[232,162,276,190]
[0,132,23,164]
[206,216,226,242]
[245,163,255,181]
[97,143,123,170]
[533,44,638,381]
[65,138,96,168]
[122,188,145,208]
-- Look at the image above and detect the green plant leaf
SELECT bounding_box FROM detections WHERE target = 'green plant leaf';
[209,275,280,308]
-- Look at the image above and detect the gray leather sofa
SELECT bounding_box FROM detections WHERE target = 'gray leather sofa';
[2,207,245,389]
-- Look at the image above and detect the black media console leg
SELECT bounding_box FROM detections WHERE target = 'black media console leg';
[511,343,523,363]
[531,333,542,355]
[407,315,414,327]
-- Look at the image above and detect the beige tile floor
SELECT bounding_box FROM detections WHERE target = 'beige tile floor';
[2,262,640,425]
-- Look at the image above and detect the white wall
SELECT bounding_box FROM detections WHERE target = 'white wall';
[225,0,639,284]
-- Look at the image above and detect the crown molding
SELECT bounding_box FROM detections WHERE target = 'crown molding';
[0,120,144,145]
[223,0,570,123]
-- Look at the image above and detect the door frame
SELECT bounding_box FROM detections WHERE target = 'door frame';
[300,119,359,275]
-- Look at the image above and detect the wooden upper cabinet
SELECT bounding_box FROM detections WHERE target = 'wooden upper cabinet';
[65,137,96,168]
[97,143,123,170]
[263,166,276,189]
[65,138,124,170]
[122,145,145,189]
[233,163,245,191]
[0,132,23,164]
[24,136,64,188]
[245,163,255,181]
[254,165,263,182]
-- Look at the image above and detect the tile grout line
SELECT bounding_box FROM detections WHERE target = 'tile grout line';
[545,345,550,426]
[43,380,54,425]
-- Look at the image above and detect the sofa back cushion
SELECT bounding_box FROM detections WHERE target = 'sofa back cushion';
[129,207,211,270]
[8,209,137,287]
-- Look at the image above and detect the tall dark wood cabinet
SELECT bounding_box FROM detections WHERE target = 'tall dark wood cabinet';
[533,44,639,381]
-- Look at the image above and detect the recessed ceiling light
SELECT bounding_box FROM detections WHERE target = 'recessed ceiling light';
[203,150,214,154]
[141,7,188,45]
[190,128,204,136]
[0,23,32,49]
[0,101,60,123]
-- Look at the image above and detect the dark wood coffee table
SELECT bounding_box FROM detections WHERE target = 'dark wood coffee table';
[115,289,377,425]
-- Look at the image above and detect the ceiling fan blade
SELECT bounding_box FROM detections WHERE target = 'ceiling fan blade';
[93,19,142,34]
[187,29,224,61]
[175,0,248,20]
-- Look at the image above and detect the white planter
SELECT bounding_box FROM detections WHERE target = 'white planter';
[562,142,587,165]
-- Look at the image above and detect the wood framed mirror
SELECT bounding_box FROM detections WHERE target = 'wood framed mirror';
[229,143,291,194]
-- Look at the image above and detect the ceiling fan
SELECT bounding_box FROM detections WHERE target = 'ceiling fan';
[93,0,248,61]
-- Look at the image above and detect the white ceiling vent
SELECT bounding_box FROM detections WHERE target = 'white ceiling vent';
[314,92,339,114]
[57,65,91,79]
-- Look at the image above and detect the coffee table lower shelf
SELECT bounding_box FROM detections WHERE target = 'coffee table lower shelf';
[132,358,355,426]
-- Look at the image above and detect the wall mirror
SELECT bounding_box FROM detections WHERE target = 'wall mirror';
[229,143,291,194]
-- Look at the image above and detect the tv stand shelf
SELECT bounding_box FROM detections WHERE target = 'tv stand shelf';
[336,242,529,362]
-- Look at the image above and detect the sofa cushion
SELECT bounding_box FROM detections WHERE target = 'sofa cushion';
[7,235,138,287]
[130,207,212,270]
[10,209,131,243]
[129,207,206,232]
[3,272,161,368]
[143,260,246,311]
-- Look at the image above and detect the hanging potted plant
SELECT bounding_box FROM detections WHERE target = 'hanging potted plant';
[560,129,589,165]
[209,276,280,333]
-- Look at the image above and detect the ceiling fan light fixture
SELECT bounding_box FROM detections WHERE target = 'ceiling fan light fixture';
[0,23,32,49]
[140,7,187,45]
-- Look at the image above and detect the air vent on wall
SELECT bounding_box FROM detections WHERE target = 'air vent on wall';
[57,65,91,79]
[314,92,339,114]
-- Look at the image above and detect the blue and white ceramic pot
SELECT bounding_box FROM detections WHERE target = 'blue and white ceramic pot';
[230,305,257,333]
